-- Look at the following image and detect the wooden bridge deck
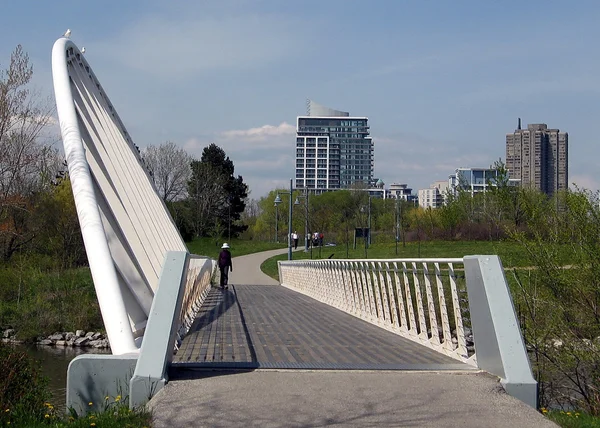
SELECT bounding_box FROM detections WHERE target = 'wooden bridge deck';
[172,285,471,370]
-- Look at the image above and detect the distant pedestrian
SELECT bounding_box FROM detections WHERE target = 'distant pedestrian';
[292,231,299,249]
[218,243,233,289]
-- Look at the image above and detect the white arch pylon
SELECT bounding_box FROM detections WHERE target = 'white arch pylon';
[52,37,188,355]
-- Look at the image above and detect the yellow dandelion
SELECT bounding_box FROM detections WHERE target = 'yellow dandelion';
[575,413,580,416]
[45,414,50,418]
[567,412,572,416]
[4,409,9,412]
[115,395,121,402]
[542,409,548,414]
[91,423,96,427]
[44,402,51,407]
[89,415,95,419]
[105,396,110,401]
[88,402,93,406]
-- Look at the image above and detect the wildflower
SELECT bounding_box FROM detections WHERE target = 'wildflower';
[45,414,50,418]
[88,402,93,406]
[4,409,9,413]
[91,423,96,427]
[44,403,51,407]
[541,408,548,414]
[567,412,572,416]
[115,395,121,402]
[105,396,109,401]
[575,413,580,416]
[89,415,95,419]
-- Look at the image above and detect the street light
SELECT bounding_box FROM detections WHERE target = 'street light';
[361,194,372,249]
[274,178,293,260]
[294,188,309,252]
[274,202,279,243]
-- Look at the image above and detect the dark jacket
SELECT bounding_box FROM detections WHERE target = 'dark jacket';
[218,249,232,270]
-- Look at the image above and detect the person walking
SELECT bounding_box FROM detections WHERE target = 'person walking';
[292,231,299,250]
[218,243,233,289]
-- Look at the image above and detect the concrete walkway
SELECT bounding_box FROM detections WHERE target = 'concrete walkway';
[149,248,556,427]
[228,246,290,285]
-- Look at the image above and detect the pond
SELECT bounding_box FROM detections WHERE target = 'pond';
[16,344,111,411]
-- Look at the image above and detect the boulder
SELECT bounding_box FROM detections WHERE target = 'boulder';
[65,332,76,341]
[55,340,67,346]
[75,330,85,337]
[92,332,102,340]
[74,337,89,347]
[3,329,15,338]
[49,333,64,341]
[38,339,53,346]
[85,332,94,338]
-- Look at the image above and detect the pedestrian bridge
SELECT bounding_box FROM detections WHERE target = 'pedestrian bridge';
[51,36,542,425]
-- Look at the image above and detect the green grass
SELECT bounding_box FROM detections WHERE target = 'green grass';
[186,237,287,260]
[260,239,566,282]
[545,409,600,427]
[1,402,152,427]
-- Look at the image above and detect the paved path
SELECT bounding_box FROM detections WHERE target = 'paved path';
[150,248,557,427]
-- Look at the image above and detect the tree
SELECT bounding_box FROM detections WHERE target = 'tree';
[187,144,248,239]
[509,188,600,414]
[142,141,191,203]
[0,45,58,261]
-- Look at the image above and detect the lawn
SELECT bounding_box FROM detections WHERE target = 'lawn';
[186,237,287,260]
[260,239,576,282]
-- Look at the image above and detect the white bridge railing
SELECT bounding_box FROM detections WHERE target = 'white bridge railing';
[279,258,473,364]
[278,255,538,408]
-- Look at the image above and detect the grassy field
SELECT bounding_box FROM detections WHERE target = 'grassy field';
[186,237,287,259]
[260,239,564,282]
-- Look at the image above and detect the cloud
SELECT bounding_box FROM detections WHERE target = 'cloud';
[220,122,295,145]
[570,175,599,192]
[91,14,302,78]
[182,123,295,198]
[373,133,494,191]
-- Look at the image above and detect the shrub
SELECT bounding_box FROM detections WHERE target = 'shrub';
[0,342,49,422]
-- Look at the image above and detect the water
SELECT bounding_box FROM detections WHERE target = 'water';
[15,344,111,411]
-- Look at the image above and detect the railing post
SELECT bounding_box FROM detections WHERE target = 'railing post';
[463,255,538,408]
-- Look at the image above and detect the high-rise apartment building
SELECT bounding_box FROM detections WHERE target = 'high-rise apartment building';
[505,119,568,196]
[295,100,373,192]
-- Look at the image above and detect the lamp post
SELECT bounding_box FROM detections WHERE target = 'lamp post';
[368,194,372,246]
[294,188,309,252]
[274,178,293,260]
[274,202,279,243]
[395,197,399,256]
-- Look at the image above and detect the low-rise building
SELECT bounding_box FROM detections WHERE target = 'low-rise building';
[418,181,448,208]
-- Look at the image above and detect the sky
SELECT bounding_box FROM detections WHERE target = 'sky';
[2,0,600,198]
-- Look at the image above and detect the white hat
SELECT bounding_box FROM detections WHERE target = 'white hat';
[221,243,230,249]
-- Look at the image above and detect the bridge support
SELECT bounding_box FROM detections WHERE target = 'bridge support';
[129,251,189,409]
[464,255,538,408]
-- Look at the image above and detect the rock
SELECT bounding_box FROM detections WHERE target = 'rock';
[74,337,89,347]
[89,340,107,348]
[49,333,64,341]
[38,339,53,346]
[55,340,67,346]
[85,332,94,338]
[75,330,85,337]
[66,339,75,347]
[92,332,102,340]
[3,329,15,338]
[65,332,75,341]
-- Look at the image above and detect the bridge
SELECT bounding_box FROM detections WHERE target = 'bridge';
[51,37,553,426]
